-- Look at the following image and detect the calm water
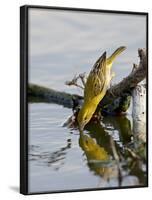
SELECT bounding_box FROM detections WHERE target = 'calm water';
[28,103,146,193]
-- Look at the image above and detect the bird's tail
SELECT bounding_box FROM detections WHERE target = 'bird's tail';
[108,46,126,63]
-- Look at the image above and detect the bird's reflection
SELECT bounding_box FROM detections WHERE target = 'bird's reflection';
[79,132,119,181]
[83,115,132,154]
[78,115,146,186]
[29,113,146,186]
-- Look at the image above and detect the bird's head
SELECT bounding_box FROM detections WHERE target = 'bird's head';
[77,104,95,131]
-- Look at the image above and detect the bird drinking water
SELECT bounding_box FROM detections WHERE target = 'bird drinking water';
[77,46,126,131]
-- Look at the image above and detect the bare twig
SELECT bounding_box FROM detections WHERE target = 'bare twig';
[79,72,86,87]
[65,74,84,89]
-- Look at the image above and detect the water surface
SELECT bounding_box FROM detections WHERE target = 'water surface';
[28,103,146,193]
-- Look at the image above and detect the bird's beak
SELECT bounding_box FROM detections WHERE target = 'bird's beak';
[78,123,85,134]
[80,124,84,131]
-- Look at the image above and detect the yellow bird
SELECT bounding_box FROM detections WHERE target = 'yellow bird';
[77,46,126,130]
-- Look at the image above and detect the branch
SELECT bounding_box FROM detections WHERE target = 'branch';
[28,84,74,108]
[28,49,147,111]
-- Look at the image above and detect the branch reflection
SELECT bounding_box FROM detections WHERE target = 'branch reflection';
[79,115,146,186]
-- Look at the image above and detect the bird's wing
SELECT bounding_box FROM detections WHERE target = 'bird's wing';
[84,52,106,101]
